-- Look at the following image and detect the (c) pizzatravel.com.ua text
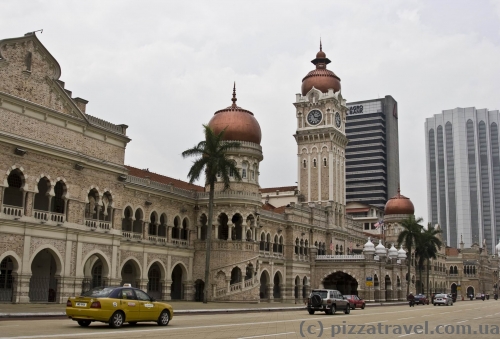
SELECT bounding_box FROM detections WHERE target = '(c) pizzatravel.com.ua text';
[299,320,500,337]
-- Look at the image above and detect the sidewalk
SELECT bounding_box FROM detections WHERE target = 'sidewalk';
[0,300,408,319]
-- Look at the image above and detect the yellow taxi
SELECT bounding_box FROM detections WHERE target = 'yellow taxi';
[66,284,174,328]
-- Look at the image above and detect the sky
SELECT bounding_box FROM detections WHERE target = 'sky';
[2,0,500,226]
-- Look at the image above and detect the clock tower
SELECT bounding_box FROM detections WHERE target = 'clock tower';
[293,43,348,226]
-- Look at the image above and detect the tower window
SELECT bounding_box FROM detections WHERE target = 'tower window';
[323,158,327,167]
[242,169,247,178]
[313,159,317,168]
[303,159,307,169]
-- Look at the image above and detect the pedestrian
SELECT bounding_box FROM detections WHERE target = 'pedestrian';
[407,292,415,307]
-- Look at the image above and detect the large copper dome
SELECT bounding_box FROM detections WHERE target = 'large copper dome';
[208,84,262,145]
[384,187,415,215]
[301,42,341,96]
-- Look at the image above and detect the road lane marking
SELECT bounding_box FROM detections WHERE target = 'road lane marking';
[441,312,450,314]
[421,314,431,317]
[456,320,468,323]
[398,334,416,338]
[365,320,388,325]
[473,317,482,319]
[485,315,493,317]
[397,317,414,320]
[237,332,295,339]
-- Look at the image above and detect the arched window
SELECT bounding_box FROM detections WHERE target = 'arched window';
[313,159,317,168]
[99,191,112,222]
[122,207,133,232]
[266,234,271,251]
[279,236,284,253]
[260,233,265,251]
[300,239,304,255]
[273,235,278,252]
[304,240,308,255]
[52,181,66,214]
[335,244,339,255]
[303,159,307,168]
[181,218,189,240]
[323,158,327,167]
[158,214,167,238]
[4,169,24,208]
[242,163,248,179]
[34,177,50,212]
[295,238,299,254]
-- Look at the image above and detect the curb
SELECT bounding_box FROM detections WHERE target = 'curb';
[0,302,409,319]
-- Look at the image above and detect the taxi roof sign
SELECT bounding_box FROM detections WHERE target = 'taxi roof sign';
[123,283,132,287]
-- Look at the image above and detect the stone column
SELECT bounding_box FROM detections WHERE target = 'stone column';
[267,284,274,302]
[183,281,193,300]
[164,279,172,300]
[143,221,148,239]
[197,226,201,239]
[214,224,219,239]
[24,191,34,217]
[167,226,172,243]
[228,224,233,241]
[226,277,231,294]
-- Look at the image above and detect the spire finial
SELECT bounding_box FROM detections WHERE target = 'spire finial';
[231,82,237,108]
[320,38,322,52]
[397,183,401,197]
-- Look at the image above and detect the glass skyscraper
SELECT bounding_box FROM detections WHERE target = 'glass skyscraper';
[425,107,500,252]
[345,96,400,209]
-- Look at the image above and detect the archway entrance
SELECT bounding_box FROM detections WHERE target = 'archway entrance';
[171,264,184,300]
[323,271,358,295]
[29,250,58,302]
[467,286,475,298]
[121,260,140,287]
[273,272,282,299]
[385,275,392,300]
[0,257,15,302]
[260,271,269,300]
[450,283,457,295]
[194,279,204,302]
[147,263,162,300]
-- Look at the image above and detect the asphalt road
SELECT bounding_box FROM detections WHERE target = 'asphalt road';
[0,301,499,339]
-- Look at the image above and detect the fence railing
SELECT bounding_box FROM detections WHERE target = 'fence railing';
[316,254,365,260]
[2,205,23,217]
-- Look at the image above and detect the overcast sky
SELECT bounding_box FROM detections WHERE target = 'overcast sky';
[2,0,500,225]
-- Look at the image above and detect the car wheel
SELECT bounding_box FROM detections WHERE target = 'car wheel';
[157,310,170,326]
[77,320,91,327]
[433,303,436,306]
[344,305,350,314]
[308,309,315,315]
[129,322,137,326]
[109,311,124,328]
[361,303,365,310]
[329,305,336,315]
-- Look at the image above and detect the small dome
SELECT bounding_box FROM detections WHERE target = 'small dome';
[398,245,407,259]
[385,186,415,215]
[388,243,398,259]
[375,239,387,256]
[301,42,341,96]
[208,84,262,145]
[363,237,375,254]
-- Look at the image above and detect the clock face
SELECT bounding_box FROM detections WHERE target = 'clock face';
[335,112,342,128]
[307,109,323,126]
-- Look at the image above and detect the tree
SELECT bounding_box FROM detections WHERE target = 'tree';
[182,125,241,303]
[397,216,424,297]
[417,224,442,297]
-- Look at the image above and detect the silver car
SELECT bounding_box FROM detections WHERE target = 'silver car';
[433,293,453,306]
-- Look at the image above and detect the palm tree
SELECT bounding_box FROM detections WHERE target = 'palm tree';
[397,215,424,297]
[182,124,241,303]
[419,224,442,297]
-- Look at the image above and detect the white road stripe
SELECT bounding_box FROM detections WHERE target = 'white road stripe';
[456,320,468,323]
[237,332,295,339]
[398,334,416,338]
[397,317,414,320]
[473,317,482,319]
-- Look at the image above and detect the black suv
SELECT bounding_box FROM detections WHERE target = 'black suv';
[307,289,350,315]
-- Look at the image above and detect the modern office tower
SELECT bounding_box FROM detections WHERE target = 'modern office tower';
[345,96,400,209]
[425,107,500,253]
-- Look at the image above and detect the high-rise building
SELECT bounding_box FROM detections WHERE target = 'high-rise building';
[345,96,400,209]
[425,107,500,253]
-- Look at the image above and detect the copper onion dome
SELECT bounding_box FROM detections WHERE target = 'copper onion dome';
[301,41,341,96]
[384,186,415,215]
[208,83,262,145]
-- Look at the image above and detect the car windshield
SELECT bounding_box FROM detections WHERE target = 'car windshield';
[311,290,328,298]
[81,287,116,297]
[436,294,446,298]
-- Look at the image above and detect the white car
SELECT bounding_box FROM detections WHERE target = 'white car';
[433,293,453,306]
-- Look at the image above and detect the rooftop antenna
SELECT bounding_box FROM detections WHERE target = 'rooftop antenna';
[33,29,43,34]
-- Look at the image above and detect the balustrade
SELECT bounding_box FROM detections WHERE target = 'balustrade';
[2,205,23,217]
[316,254,365,260]
[34,210,66,223]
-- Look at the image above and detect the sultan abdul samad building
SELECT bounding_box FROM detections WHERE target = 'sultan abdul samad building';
[0,33,498,304]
